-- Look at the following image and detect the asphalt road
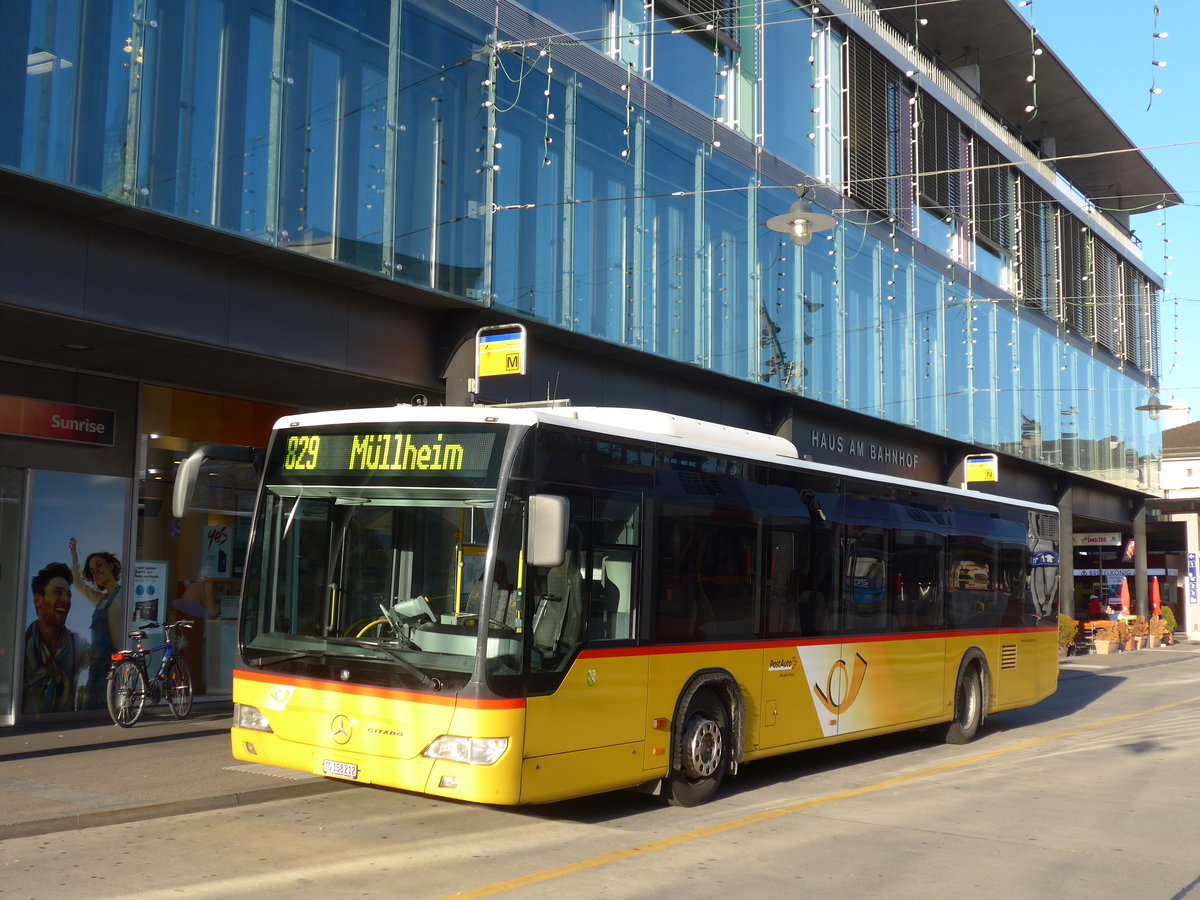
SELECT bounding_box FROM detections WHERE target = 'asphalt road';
[2,645,1198,898]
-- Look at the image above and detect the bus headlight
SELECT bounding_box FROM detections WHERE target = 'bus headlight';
[423,735,508,765]
[233,703,274,733]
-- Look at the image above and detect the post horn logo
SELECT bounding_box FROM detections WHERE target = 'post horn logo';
[330,714,353,745]
[813,652,868,715]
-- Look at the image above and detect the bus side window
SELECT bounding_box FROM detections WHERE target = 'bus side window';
[588,492,640,642]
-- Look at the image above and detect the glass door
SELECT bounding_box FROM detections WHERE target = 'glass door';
[0,467,25,724]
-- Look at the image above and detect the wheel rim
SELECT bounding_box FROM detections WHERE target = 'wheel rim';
[110,664,143,725]
[957,675,978,727]
[681,715,723,779]
[167,661,193,717]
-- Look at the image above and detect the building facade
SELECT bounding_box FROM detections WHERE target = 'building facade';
[0,0,1179,722]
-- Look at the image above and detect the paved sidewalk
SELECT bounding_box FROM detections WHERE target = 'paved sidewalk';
[1058,634,1200,675]
[0,702,347,840]
[1,639,1196,841]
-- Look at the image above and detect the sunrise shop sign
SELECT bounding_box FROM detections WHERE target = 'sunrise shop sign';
[0,394,115,446]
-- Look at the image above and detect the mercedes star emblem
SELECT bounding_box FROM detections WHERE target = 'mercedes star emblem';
[330,714,353,745]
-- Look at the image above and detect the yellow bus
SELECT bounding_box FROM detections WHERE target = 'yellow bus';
[220,405,1059,806]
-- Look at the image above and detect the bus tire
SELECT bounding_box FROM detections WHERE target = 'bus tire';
[939,664,983,745]
[667,688,729,807]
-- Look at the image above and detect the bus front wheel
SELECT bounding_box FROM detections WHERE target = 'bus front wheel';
[667,688,729,807]
[939,665,983,744]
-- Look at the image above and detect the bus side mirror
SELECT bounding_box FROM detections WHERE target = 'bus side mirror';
[172,449,207,520]
[171,444,264,519]
[527,494,568,569]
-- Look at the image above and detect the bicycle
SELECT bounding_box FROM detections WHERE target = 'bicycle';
[106,619,195,727]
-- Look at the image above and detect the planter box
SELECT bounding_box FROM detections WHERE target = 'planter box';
[1148,635,1162,648]
[1095,639,1119,655]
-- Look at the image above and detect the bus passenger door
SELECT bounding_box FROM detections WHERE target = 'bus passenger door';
[522,491,648,795]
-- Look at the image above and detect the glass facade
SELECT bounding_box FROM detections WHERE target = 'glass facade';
[0,0,1162,491]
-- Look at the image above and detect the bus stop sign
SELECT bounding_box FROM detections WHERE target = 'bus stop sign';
[476,324,527,378]
[964,453,998,484]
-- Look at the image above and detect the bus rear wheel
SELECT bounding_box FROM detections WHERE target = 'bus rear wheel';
[667,688,729,807]
[940,665,982,745]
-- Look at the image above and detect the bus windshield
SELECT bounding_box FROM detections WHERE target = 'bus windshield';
[239,423,515,691]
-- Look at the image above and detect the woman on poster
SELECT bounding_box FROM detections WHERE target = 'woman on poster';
[70,537,123,709]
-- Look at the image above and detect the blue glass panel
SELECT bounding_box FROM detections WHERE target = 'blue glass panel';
[843,239,881,416]
[1037,329,1062,464]
[96,0,137,198]
[970,299,997,447]
[570,83,634,343]
[351,63,388,268]
[913,265,943,434]
[974,240,1006,287]
[279,0,389,269]
[286,41,339,253]
[761,2,816,174]
[10,0,82,179]
[393,0,488,296]
[802,231,839,405]
[1017,312,1041,462]
[492,47,565,322]
[640,115,699,360]
[520,0,611,42]
[994,306,1018,452]
[648,11,726,117]
[236,13,273,238]
[943,292,971,439]
[881,256,914,426]
[758,188,802,391]
[140,0,223,222]
[703,153,753,378]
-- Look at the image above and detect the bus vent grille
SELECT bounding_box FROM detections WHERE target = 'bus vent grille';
[1036,513,1059,541]
[1001,645,1018,670]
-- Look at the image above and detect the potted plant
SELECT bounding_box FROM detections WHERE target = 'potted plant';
[1116,618,1133,651]
[1058,614,1078,657]
[1093,620,1121,654]
[1161,606,1178,645]
[1130,617,1149,650]
[1148,616,1167,648]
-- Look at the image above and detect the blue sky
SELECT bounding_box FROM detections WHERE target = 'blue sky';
[1017,1,1200,421]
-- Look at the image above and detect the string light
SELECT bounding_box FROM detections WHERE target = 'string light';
[1149,4,1168,108]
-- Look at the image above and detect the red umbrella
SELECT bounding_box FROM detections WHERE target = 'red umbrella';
[1151,575,1162,617]
[1119,577,1131,615]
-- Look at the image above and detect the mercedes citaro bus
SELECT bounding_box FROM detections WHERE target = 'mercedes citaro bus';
[175,404,1059,806]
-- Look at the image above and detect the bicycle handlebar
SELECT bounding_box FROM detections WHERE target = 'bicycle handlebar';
[134,619,195,631]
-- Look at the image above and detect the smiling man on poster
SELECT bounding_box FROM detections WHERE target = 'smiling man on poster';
[22,562,84,714]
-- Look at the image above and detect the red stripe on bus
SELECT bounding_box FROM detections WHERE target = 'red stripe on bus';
[234,668,527,709]
[578,626,1053,658]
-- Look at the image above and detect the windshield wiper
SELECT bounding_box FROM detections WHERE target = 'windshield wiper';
[246,649,328,668]
[323,636,444,691]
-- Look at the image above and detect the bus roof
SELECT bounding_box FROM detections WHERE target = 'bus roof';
[272,404,1056,514]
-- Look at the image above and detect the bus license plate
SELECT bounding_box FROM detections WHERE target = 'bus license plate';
[322,759,358,780]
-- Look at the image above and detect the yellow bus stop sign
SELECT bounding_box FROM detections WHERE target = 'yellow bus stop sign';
[476,325,526,378]
[964,453,998,483]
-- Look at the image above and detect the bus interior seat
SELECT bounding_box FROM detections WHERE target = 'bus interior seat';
[532,549,582,658]
[587,562,621,639]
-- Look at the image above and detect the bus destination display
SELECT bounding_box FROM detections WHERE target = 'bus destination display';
[280,430,497,478]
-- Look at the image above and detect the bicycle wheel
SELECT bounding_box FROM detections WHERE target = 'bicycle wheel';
[165,657,194,719]
[107,660,146,727]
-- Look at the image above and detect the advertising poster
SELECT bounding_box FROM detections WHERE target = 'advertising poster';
[22,470,128,714]
[132,561,169,624]
[202,524,231,578]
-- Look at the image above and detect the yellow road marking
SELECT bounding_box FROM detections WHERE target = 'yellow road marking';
[441,694,1200,899]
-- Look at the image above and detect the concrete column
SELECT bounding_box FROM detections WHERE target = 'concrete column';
[1186,513,1199,636]
[1057,481,1075,618]
[1133,500,1148,618]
